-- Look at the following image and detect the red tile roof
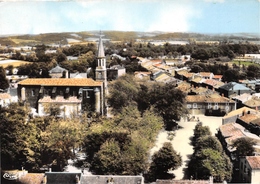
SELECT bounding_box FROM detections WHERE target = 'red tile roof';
[239,114,260,124]
[219,122,244,138]
[186,95,234,103]
[19,173,44,184]
[199,72,212,77]
[223,107,256,119]
[203,79,224,88]
[246,156,260,169]
[0,93,11,99]
[213,75,222,79]
[18,78,102,87]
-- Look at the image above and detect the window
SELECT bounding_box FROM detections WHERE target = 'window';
[214,103,218,110]
[187,104,191,108]
[208,103,212,109]
[32,89,35,96]
[193,103,197,108]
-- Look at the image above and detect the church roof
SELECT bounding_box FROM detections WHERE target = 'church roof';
[18,78,102,87]
[97,34,105,58]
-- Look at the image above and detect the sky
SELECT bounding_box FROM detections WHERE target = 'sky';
[0,0,259,35]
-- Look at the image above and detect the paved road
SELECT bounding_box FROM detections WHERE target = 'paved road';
[150,115,222,180]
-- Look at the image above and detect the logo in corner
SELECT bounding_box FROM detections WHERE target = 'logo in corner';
[3,172,18,180]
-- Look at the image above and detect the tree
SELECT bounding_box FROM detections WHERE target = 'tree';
[41,118,87,171]
[222,69,241,82]
[148,82,188,130]
[246,64,260,80]
[107,74,139,113]
[194,135,223,153]
[0,66,9,90]
[90,139,122,174]
[0,103,41,171]
[232,137,256,157]
[191,48,210,60]
[192,122,211,146]
[188,148,232,182]
[147,142,182,182]
[56,52,67,63]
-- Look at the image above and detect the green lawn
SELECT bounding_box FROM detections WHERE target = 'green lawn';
[232,60,255,66]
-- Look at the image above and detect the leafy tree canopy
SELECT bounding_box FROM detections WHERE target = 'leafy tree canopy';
[147,142,182,182]
[232,137,256,157]
[0,66,9,90]
[188,148,232,182]
[192,122,211,146]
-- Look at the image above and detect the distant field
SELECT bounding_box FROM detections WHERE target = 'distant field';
[0,60,31,68]
[11,38,40,44]
[232,60,255,66]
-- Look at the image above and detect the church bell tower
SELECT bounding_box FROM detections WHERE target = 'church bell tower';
[95,32,107,89]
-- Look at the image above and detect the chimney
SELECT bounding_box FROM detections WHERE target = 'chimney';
[49,168,52,172]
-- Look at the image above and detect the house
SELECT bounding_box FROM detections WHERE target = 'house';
[232,93,252,109]
[43,172,81,184]
[175,70,194,81]
[0,93,12,107]
[222,107,257,124]
[239,79,260,91]
[18,173,45,184]
[49,65,69,78]
[201,79,224,91]
[80,175,144,184]
[218,82,252,98]
[243,96,260,110]
[134,71,151,81]
[239,156,260,184]
[198,72,214,79]
[237,113,260,136]
[41,172,144,184]
[67,56,79,61]
[107,65,126,80]
[17,78,104,117]
[185,94,235,116]
[212,75,222,81]
[217,122,260,162]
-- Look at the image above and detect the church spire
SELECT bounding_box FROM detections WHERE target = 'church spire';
[97,31,105,58]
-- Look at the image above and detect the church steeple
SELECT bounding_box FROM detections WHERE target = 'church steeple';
[97,33,105,58]
[95,31,107,87]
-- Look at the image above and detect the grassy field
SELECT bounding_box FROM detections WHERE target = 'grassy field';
[232,60,255,66]
[0,60,31,68]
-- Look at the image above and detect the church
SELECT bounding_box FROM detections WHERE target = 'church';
[17,34,107,117]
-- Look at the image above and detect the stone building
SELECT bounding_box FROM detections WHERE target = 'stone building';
[239,156,260,184]
[17,33,107,117]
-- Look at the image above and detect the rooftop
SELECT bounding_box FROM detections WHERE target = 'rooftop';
[219,82,251,91]
[19,173,44,184]
[186,94,234,103]
[238,113,260,124]
[80,175,143,184]
[0,93,11,99]
[18,78,102,87]
[246,156,260,170]
[49,65,68,73]
[223,107,256,119]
